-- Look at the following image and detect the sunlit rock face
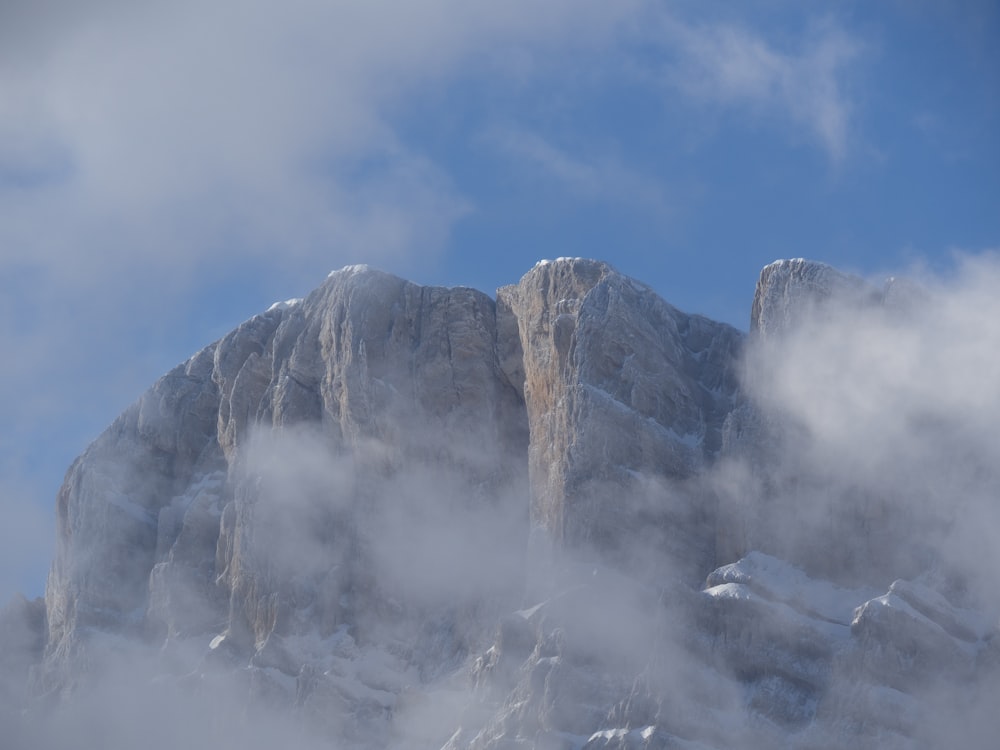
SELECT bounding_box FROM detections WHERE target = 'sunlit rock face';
[37,266,530,716]
[210,268,529,670]
[498,259,742,587]
[10,258,999,750]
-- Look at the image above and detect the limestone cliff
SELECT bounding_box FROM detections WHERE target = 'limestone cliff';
[9,258,996,750]
[39,266,529,708]
[498,259,742,585]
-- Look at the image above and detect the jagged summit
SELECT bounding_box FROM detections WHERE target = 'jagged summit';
[751,258,876,335]
[3,258,995,750]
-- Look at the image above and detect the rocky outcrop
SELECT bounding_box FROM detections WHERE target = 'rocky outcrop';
[750,258,877,336]
[498,259,742,586]
[453,551,997,749]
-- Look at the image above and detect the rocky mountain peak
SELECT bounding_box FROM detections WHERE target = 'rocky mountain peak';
[751,257,879,336]
[2,257,995,750]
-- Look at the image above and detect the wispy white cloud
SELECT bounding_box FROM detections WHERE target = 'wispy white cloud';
[484,126,673,217]
[736,250,1000,601]
[0,476,51,603]
[658,16,860,162]
[0,1,645,280]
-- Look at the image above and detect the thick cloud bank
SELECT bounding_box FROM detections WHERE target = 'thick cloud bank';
[731,253,1000,604]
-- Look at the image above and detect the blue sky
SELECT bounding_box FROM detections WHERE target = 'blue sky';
[1,0,997,600]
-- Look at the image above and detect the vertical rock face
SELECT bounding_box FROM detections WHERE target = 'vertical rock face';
[211,267,528,662]
[498,259,743,583]
[750,258,877,335]
[40,344,223,692]
[38,265,530,707]
[213,266,525,465]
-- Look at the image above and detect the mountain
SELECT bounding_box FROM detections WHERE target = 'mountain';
[1,258,996,749]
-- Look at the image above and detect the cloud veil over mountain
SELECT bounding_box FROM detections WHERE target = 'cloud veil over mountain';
[0,255,997,749]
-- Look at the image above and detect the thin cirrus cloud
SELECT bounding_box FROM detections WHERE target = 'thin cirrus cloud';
[657,16,860,162]
[479,14,861,220]
[483,126,674,218]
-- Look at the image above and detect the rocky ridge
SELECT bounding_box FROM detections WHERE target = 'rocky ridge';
[2,258,996,749]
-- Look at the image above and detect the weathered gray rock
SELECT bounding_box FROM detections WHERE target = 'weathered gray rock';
[452,551,997,750]
[39,343,223,694]
[847,579,986,690]
[698,555,998,748]
[498,259,742,586]
[461,575,660,750]
[33,265,532,745]
[146,470,227,641]
[213,267,529,665]
[750,258,877,336]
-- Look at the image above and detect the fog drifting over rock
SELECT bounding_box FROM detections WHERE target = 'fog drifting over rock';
[1,255,998,749]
